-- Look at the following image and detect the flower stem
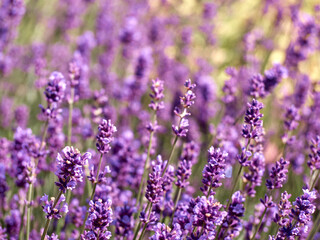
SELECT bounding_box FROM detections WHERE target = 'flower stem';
[162,135,178,177]
[133,202,151,240]
[138,203,153,240]
[136,113,156,207]
[68,87,75,146]
[250,207,267,240]
[310,170,319,191]
[79,153,104,237]
[41,190,63,240]
[26,120,49,240]
[26,183,33,240]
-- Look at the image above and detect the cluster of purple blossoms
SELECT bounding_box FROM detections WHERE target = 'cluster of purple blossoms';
[145,158,165,204]
[82,198,113,240]
[55,146,91,192]
[201,147,227,196]
[307,136,320,171]
[175,141,199,189]
[189,195,227,238]
[266,157,289,190]
[40,193,68,220]
[172,79,196,137]
[40,72,66,119]
[96,119,117,154]
[242,99,264,140]
[219,191,245,238]
[150,223,182,240]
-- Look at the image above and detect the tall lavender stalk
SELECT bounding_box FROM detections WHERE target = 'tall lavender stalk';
[79,119,116,237]
[40,146,91,239]
[136,79,164,207]
[26,71,66,240]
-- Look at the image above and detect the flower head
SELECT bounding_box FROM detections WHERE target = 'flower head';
[96,119,117,154]
[55,146,91,192]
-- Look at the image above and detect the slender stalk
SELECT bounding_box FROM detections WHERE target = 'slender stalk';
[136,113,156,207]
[310,170,319,191]
[68,87,75,146]
[26,183,33,240]
[162,135,178,177]
[79,153,104,237]
[138,203,153,240]
[26,120,49,240]
[250,207,267,240]
[170,187,182,226]
[133,202,151,240]
[41,191,63,240]
[19,203,26,239]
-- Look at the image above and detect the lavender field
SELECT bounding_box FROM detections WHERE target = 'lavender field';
[0,0,320,239]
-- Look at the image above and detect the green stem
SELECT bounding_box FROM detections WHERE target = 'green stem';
[68,87,75,146]
[138,203,153,240]
[41,191,63,240]
[250,207,267,240]
[162,135,178,177]
[310,170,320,191]
[26,183,33,240]
[133,202,151,240]
[19,203,26,239]
[136,113,156,207]
[79,153,104,237]
[26,119,49,240]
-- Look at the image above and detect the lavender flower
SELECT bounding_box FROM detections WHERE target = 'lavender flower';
[219,191,245,238]
[145,159,164,204]
[55,146,91,192]
[82,198,113,240]
[149,79,164,111]
[96,119,117,154]
[150,223,182,240]
[263,64,287,94]
[115,203,136,238]
[190,195,227,236]
[40,193,68,219]
[44,71,66,104]
[201,147,227,196]
[307,136,320,171]
[242,99,264,140]
[273,191,292,228]
[266,157,289,190]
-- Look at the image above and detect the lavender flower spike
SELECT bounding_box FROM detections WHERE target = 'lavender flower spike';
[96,119,117,154]
[55,146,92,193]
[82,198,113,240]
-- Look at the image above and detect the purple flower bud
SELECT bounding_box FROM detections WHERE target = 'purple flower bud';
[172,118,189,137]
[96,119,117,154]
[44,71,66,104]
[266,157,289,190]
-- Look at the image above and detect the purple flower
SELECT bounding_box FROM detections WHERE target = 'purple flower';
[44,71,66,104]
[96,119,117,154]
[266,157,289,190]
[145,158,164,204]
[172,118,189,137]
[82,198,113,239]
[242,99,264,139]
[190,195,227,235]
[260,195,276,208]
[175,159,192,189]
[243,152,265,197]
[150,223,182,240]
[219,191,245,238]
[40,194,68,219]
[273,191,292,228]
[201,147,227,196]
[115,203,136,238]
[46,233,60,240]
[249,73,265,98]
[263,64,287,94]
[55,146,91,192]
[149,79,164,111]
[307,136,320,171]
